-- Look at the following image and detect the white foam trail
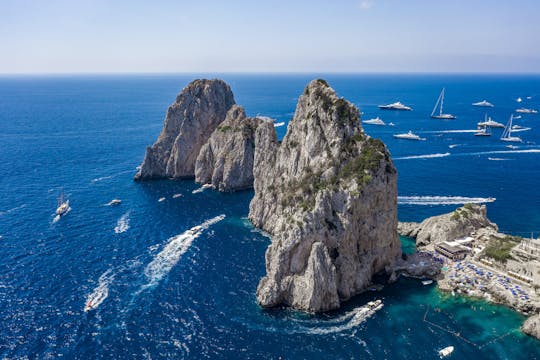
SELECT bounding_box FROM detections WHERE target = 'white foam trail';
[274,122,286,127]
[142,215,226,288]
[52,207,71,223]
[448,144,461,149]
[84,269,114,311]
[460,149,540,156]
[426,129,478,134]
[0,204,27,216]
[91,170,133,183]
[488,157,512,161]
[511,127,531,132]
[114,212,130,234]
[394,153,450,160]
[192,184,213,194]
[398,196,495,206]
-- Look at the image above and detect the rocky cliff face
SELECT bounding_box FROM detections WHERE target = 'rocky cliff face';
[398,204,498,247]
[249,79,400,312]
[522,314,540,341]
[195,105,263,192]
[135,79,235,180]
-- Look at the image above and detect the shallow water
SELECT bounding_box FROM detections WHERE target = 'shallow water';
[1,74,539,358]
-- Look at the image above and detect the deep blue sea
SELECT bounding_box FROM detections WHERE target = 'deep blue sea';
[1,74,539,359]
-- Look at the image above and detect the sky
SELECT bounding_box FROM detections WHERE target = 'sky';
[2,0,540,74]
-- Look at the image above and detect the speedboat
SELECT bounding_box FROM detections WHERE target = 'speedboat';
[393,131,426,141]
[422,279,434,285]
[84,288,108,312]
[187,225,203,235]
[106,199,122,206]
[172,193,183,198]
[438,346,454,358]
[378,101,412,111]
[477,115,504,128]
[363,117,386,126]
[158,197,166,202]
[515,108,538,114]
[472,100,494,107]
[55,189,70,216]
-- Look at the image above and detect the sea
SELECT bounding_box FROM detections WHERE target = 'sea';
[1,74,539,359]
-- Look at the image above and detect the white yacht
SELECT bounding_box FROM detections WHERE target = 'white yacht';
[378,101,412,111]
[516,97,523,103]
[393,131,426,141]
[500,115,522,143]
[55,189,70,216]
[474,125,491,137]
[431,88,456,119]
[363,117,386,126]
[511,125,531,132]
[106,199,122,206]
[438,346,454,358]
[515,108,538,114]
[187,225,203,235]
[477,114,504,128]
[472,100,494,107]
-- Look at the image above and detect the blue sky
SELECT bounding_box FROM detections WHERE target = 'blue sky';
[2,0,540,73]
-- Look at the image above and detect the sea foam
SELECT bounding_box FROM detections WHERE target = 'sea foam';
[398,196,495,206]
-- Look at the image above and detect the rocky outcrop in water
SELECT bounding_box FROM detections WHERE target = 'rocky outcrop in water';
[249,79,400,312]
[522,314,540,340]
[398,204,498,247]
[135,79,235,180]
[194,105,264,192]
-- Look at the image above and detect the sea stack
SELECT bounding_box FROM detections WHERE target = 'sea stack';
[195,105,264,192]
[249,79,400,312]
[135,79,235,180]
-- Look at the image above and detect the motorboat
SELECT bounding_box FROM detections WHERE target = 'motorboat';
[55,189,70,216]
[363,117,386,125]
[500,115,522,143]
[422,279,434,285]
[187,225,203,235]
[438,346,454,358]
[106,199,122,206]
[515,108,538,114]
[511,125,531,132]
[431,88,456,119]
[172,193,183,198]
[84,288,108,312]
[477,115,504,128]
[393,131,426,141]
[472,100,494,107]
[158,197,166,202]
[378,101,412,111]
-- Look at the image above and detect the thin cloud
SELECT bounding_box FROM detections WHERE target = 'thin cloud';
[359,0,375,9]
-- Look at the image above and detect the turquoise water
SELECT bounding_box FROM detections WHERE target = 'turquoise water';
[0,74,539,358]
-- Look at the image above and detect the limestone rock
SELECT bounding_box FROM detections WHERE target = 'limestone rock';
[135,79,235,180]
[522,314,540,340]
[249,79,400,312]
[399,204,498,247]
[195,105,263,192]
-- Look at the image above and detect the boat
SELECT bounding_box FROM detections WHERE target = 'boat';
[472,100,494,107]
[393,131,426,141]
[438,346,454,358]
[106,199,122,206]
[187,225,203,235]
[515,108,538,114]
[500,115,522,143]
[158,197,166,202]
[388,122,395,126]
[511,125,531,132]
[474,124,491,137]
[84,288,108,312]
[172,193,183,198]
[477,114,504,128]
[378,101,412,111]
[517,97,522,103]
[506,145,519,149]
[55,189,70,216]
[422,279,433,285]
[431,88,456,119]
[363,117,386,126]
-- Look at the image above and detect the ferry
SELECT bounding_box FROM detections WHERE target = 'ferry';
[393,131,425,141]
[378,101,412,111]
[55,189,70,216]
[472,100,494,107]
[363,117,386,126]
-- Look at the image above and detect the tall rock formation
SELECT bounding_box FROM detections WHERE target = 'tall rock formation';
[249,79,400,312]
[195,105,264,192]
[135,79,235,180]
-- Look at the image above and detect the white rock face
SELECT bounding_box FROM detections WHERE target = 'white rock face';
[195,106,263,192]
[249,79,400,312]
[522,314,540,340]
[398,204,498,247]
[135,79,235,180]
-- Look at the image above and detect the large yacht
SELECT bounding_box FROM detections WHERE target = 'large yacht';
[363,117,386,126]
[431,88,456,119]
[378,101,412,111]
[393,131,425,141]
[55,189,70,216]
[500,115,522,143]
[472,100,494,107]
[477,114,504,128]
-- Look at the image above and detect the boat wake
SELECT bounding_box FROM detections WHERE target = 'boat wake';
[114,212,130,234]
[84,269,115,312]
[488,157,512,161]
[0,204,27,217]
[394,153,450,160]
[458,149,540,157]
[91,170,133,183]
[398,196,495,206]
[140,215,226,290]
[52,207,71,223]
[427,129,478,134]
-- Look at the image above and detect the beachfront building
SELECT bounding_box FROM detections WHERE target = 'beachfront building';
[435,241,470,260]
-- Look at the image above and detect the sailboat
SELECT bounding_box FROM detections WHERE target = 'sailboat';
[55,189,70,216]
[500,115,522,143]
[431,88,456,119]
[474,124,491,137]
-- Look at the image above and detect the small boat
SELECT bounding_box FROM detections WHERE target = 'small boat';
[363,117,386,126]
[515,108,538,114]
[378,101,412,111]
[474,125,491,137]
[187,225,203,235]
[438,346,454,358]
[84,288,108,312]
[393,131,426,141]
[506,145,519,149]
[422,279,433,285]
[477,115,504,128]
[106,199,122,206]
[158,197,166,202]
[388,122,395,126]
[172,193,183,199]
[55,189,70,216]
[511,125,531,132]
[517,97,522,103]
[472,100,494,107]
[500,115,522,143]
[431,88,456,119]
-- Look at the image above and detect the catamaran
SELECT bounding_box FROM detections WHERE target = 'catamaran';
[472,100,494,107]
[431,88,456,119]
[477,114,504,128]
[55,189,70,216]
[500,115,522,143]
[393,131,425,141]
[378,101,412,111]
[363,117,386,125]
